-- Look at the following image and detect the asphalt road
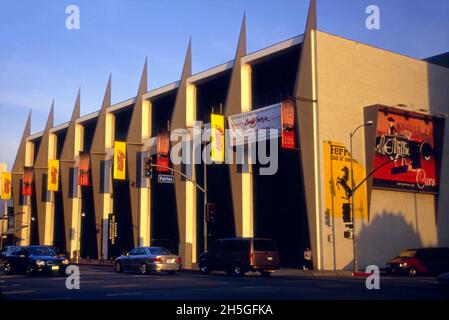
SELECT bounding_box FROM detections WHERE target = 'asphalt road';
[0,266,447,300]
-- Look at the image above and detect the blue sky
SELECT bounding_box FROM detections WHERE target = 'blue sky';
[0,0,448,169]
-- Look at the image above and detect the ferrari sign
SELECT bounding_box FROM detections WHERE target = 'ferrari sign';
[323,141,368,220]
[114,141,127,180]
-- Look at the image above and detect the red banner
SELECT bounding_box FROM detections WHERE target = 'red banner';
[281,98,296,150]
[157,132,171,173]
[21,167,34,196]
[373,108,438,193]
[78,152,90,186]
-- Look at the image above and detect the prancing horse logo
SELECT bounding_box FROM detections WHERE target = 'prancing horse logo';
[336,166,352,200]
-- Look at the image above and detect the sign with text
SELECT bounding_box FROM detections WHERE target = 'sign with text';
[113,141,127,180]
[373,108,438,193]
[158,174,174,184]
[47,159,59,191]
[323,141,368,220]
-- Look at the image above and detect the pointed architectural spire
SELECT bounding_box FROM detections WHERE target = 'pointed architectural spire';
[170,38,192,130]
[91,75,111,153]
[12,110,31,172]
[305,0,317,32]
[60,89,81,160]
[35,101,54,167]
[127,58,148,143]
[224,13,246,117]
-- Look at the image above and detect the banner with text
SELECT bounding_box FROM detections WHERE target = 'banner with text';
[78,152,90,186]
[323,141,368,220]
[211,114,225,162]
[373,108,438,193]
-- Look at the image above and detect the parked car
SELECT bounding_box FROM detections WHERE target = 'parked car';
[3,245,69,276]
[0,245,17,266]
[199,238,280,277]
[386,248,449,276]
[114,247,181,275]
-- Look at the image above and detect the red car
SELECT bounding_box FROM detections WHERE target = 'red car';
[386,248,449,277]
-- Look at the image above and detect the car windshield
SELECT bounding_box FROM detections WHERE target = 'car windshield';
[149,247,171,255]
[28,247,57,256]
[397,250,417,258]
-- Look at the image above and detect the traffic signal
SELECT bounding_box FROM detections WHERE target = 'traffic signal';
[206,203,216,223]
[145,157,152,178]
[342,203,351,223]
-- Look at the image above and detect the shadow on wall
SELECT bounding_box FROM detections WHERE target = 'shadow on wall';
[350,211,422,270]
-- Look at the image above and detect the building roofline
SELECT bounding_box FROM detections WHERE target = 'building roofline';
[27,34,305,141]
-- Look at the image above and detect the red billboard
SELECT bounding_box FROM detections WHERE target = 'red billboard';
[373,108,438,193]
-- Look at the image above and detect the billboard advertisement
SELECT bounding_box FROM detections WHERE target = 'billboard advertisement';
[373,109,438,193]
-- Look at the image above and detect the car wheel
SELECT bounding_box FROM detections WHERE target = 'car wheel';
[114,262,123,273]
[408,267,418,277]
[140,263,148,275]
[260,271,272,277]
[199,264,210,275]
[3,262,13,275]
[26,266,35,277]
[232,263,245,277]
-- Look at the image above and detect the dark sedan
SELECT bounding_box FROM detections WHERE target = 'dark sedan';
[3,246,69,276]
[114,247,181,275]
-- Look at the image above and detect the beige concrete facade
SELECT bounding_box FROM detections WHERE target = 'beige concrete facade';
[314,31,449,270]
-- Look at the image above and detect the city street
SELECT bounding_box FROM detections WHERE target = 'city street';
[0,266,447,300]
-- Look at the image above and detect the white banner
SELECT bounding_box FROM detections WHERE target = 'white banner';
[227,103,281,146]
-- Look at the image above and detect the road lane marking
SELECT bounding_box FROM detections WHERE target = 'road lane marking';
[1,290,35,295]
[102,284,138,288]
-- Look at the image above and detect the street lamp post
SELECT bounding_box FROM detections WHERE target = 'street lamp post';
[350,121,373,273]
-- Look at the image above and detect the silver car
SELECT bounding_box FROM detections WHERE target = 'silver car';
[114,247,181,275]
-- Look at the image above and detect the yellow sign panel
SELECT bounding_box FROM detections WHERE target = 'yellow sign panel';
[323,141,368,220]
[210,114,225,163]
[47,159,59,191]
[114,141,127,180]
[1,172,12,200]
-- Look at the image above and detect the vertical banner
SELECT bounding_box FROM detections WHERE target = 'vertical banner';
[1,172,12,200]
[21,167,34,196]
[210,114,225,163]
[281,98,297,150]
[78,152,90,186]
[113,141,127,180]
[47,159,59,191]
[157,132,171,173]
[323,141,368,220]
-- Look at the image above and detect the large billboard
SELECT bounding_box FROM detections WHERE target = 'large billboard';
[373,109,438,193]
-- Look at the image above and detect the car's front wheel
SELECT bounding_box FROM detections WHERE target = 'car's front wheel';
[114,262,123,273]
[3,262,13,275]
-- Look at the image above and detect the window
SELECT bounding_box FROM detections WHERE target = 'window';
[149,247,170,256]
[254,239,277,252]
[210,241,221,253]
[129,248,139,255]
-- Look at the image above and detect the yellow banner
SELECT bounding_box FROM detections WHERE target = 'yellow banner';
[47,159,59,191]
[1,172,12,200]
[323,141,368,220]
[114,141,126,180]
[211,114,225,163]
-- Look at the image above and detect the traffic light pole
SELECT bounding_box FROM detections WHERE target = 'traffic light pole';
[149,163,209,251]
